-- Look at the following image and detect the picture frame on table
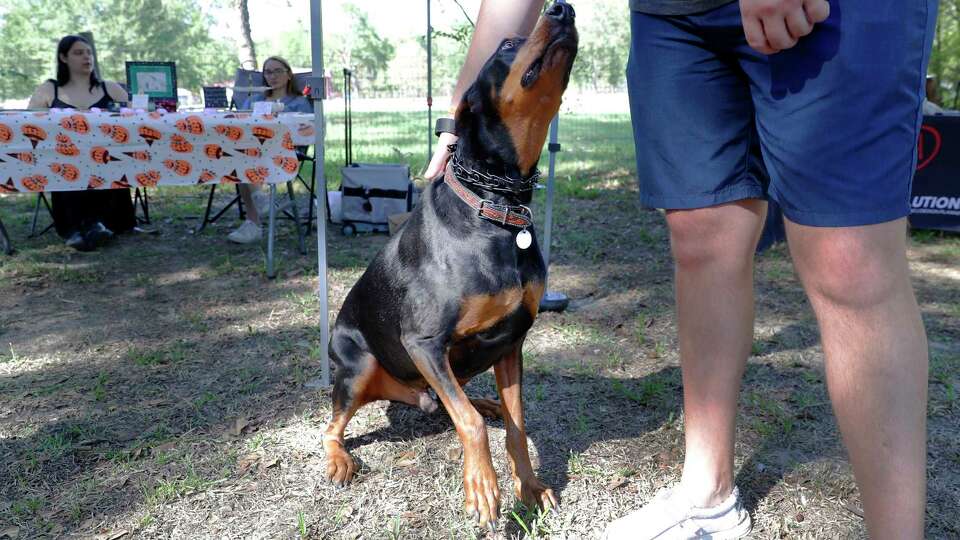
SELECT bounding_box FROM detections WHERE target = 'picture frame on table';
[202,87,229,109]
[125,61,178,101]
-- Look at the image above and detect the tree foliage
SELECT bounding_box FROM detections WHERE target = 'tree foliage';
[0,0,237,101]
[325,4,395,91]
[4,0,957,105]
[931,0,960,108]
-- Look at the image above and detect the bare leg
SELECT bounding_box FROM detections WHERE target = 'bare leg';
[665,199,766,507]
[238,184,261,225]
[785,217,926,539]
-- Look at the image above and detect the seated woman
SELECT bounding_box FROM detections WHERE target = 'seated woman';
[27,35,136,252]
[229,56,313,244]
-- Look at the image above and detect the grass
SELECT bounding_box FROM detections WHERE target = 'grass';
[92,371,108,402]
[509,503,554,539]
[0,110,957,539]
[0,343,19,363]
[143,470,213,507]
[611,377,670,409]
[38,432,73,460]
[297,510,308,538]
[128,341,189,366]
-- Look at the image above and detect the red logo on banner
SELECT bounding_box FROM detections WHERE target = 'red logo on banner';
[917,125,941,171]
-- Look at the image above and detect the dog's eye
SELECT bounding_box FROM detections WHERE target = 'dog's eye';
[502,40,514,50]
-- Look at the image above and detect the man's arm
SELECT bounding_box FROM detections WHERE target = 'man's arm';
[740,0,830,55]
[423,0,543,180]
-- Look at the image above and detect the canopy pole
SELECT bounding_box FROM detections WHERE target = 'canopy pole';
[427,0,433,164]
[309,0,331,387]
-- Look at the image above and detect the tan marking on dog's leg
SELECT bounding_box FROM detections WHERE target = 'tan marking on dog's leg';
[495,347,558,510]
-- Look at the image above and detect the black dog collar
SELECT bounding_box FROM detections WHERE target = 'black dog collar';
[449,149,540,194]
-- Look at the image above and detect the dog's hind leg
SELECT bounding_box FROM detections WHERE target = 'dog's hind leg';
[323,330,379,487]
[469,398,503,419]
[454,377,503,419]
[324,330,436,486]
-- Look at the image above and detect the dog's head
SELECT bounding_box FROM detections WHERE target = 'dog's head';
[455,2,578,180]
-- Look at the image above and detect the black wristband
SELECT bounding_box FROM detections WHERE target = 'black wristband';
[435,117,457,137]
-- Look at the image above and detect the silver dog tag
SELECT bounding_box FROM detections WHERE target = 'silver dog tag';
[516,229,532,249]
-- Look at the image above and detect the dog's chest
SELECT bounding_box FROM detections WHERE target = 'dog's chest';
[453,281,544,339]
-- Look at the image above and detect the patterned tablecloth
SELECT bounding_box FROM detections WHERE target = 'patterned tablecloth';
[0,110,317,193]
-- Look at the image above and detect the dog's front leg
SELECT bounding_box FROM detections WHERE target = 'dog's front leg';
[402,334,501,527]
[494,346,558,512]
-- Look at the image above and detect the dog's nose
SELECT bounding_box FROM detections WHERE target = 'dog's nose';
[546,2,575,23]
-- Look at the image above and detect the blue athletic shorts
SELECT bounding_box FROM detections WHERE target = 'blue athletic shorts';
[626,0,938,226]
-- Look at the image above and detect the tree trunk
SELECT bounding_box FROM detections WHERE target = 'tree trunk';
[237,0,257,70]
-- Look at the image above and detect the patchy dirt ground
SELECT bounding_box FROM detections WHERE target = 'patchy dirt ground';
[0,184,958,539]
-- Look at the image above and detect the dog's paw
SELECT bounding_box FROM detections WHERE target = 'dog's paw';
[469,398,503,419]
[463,459,501,527]
[324,447,357,487]
[516,476,559,511]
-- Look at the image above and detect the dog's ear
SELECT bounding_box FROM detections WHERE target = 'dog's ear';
[454,85,482,137]
[463,85,483,115]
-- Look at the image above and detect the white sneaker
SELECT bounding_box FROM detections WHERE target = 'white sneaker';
[227,219,262,244]
[604,485,751,540]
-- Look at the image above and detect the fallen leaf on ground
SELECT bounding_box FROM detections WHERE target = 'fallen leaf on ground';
[232,417,249,436]
[237,453,262,476]
[842,501,864,517]
[605,476,628,491]
[395,451,416,468]
[154,442,177,453]
[0,526,19,539]
[260,456,280,470]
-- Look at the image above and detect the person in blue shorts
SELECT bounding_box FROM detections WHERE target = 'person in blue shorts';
[424,1,936,538]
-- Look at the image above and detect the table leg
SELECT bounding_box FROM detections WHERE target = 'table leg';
[267,184,277,279]
[286,181,306,255]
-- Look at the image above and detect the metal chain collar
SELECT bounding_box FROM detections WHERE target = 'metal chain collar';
[448,145,540,193]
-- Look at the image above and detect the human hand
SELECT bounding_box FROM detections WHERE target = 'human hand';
[423,131,460,181]
[740,0,830,55]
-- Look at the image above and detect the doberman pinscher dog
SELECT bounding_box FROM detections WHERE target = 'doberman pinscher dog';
[323,2,577,527]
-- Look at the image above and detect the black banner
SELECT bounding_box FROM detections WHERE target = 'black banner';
[911,114,960,232]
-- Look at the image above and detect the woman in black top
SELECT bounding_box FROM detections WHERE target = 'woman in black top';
[27,35,136,251]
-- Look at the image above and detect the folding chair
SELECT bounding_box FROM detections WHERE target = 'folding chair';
[293,144,319,236]
[29,193,55,237]
[290,71,321,235]
[0,214,12,255]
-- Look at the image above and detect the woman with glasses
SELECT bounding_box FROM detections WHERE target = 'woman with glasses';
[229,56,313,244]
[26,34,136,251]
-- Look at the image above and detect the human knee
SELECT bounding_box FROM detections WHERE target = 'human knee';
[667,211,753,272]
[799,240,904,310]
